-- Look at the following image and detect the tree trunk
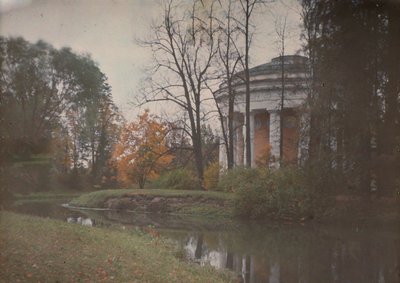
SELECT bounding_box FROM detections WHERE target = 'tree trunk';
[227,83,235,169]
[244,1,251,167]
[279,54,285,167]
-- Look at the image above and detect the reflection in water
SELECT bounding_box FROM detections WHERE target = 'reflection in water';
[177,230,399,283]
[269,262,280,283]
[12,202,400,283]
[159,221,399,283]
[67,216,94,227]
[194,234,203,259]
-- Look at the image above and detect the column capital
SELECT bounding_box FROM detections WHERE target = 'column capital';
[267,109,280,114]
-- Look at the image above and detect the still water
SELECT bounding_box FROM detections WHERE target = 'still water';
[13,201,400,283]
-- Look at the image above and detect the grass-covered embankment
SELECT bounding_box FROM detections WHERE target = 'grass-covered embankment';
[0,212,234,283]
[13,191,83,205]
[69,189,233,217]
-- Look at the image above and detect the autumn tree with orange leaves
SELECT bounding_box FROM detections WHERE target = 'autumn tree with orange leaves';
[113,110,173,189]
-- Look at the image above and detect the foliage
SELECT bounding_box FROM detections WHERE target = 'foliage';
[204,161,220,191]
[220,167,316,219]
[113,110,173,189]
[217,166,259,192]
[0,36,122,192]
[301,0,400,195]
[153,169,200,191]
[302,158,344,195]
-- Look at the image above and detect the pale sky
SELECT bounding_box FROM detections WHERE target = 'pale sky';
[0,0,304,120]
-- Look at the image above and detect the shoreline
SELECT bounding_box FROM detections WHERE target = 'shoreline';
[68,189,400,224]
[0,211,235,283]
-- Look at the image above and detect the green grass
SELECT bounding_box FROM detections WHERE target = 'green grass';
[15,191,83,200]
[69,188,233,209]
[14,191,84,205]
[0,212,235,283]
[69,189,136,208]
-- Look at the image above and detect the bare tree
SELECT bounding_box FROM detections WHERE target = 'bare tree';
[138,0,219,189]
[209,0,271,169]
[238,0,268,167]
[209,0,242,170]
[275,13,288,167]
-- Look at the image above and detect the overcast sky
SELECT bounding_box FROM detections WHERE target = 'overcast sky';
[0,0,304,120]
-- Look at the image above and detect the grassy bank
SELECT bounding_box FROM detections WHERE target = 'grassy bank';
[69,189,233,217]
[0,212,234,283]
[70,189,232,207]
[13,191,83,205]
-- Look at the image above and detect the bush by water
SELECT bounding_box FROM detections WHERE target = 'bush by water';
[219,167,323,219]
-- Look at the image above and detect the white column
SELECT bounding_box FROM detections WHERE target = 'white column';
[242,113,255,167]
[269,110,281,168]
[269,262,280,283]
[233,117,237,166]
[219,117,228,170]
[297,110,310,165]
[219,137,227,170]
[233,115,240,166]
[242,114,247,166]
[250,112,255,167]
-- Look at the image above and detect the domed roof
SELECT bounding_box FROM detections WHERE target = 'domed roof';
[215,54,310,101]
[248,55,309,76]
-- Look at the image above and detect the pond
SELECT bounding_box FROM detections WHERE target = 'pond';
[12,200,400,283]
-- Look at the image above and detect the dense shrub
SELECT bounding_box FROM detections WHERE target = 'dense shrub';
[153,169,200,190]
[223,167,316,219]
[302,159,344,195]
[217,166,259,192]
[2,160,56,193]
[204,161,220,191]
